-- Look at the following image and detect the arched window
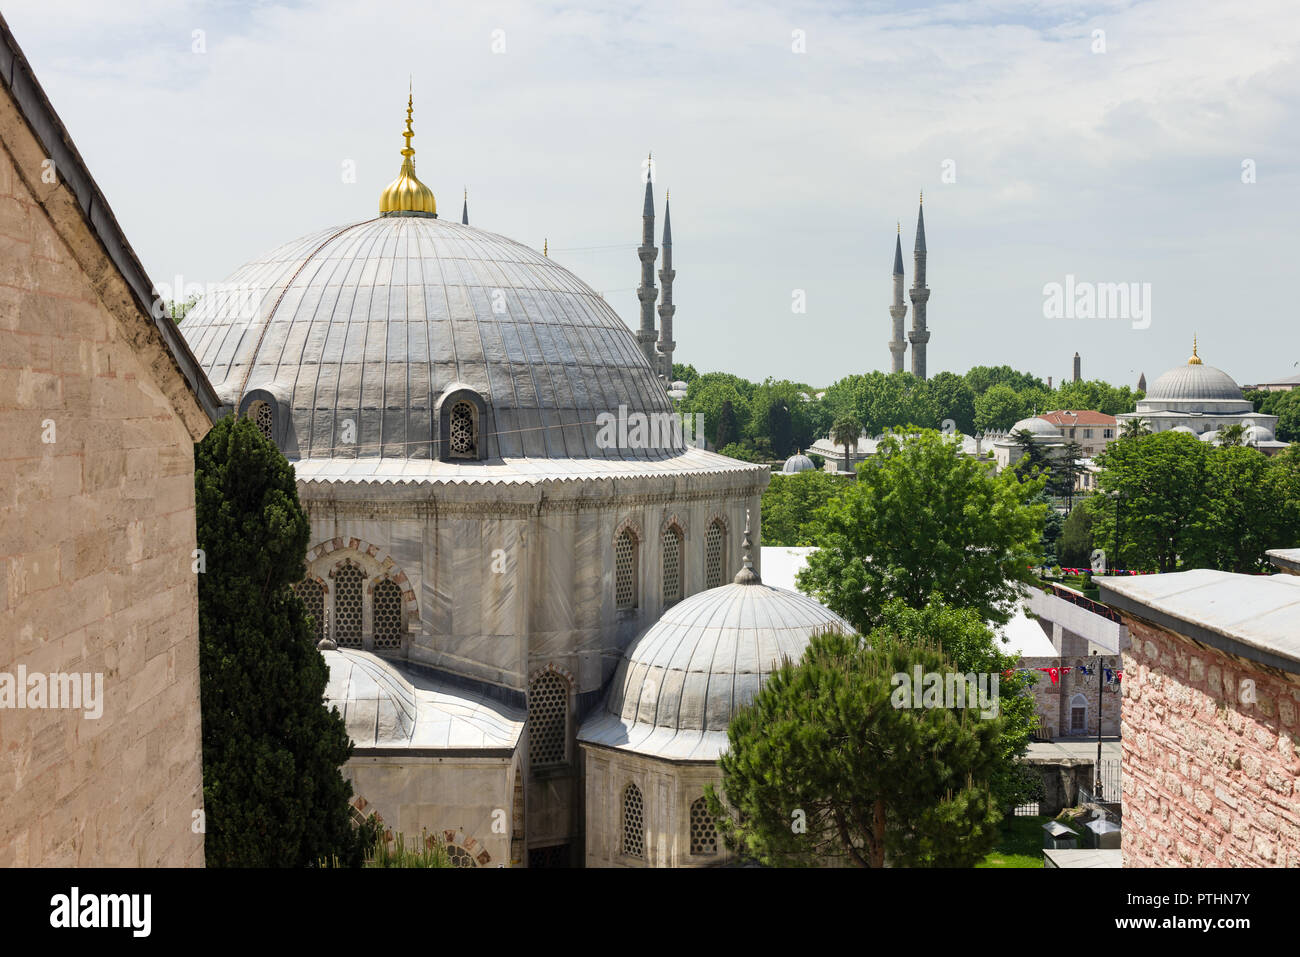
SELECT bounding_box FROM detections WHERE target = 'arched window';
[448,400,477,458]
[689,796,717,856]
[622,784,644,858]
[294,578,326,643]
[704,519,726,589]
[372,579,403,650]
[1070,693,1088,735]
[529,670,570,768]
[250,400,274,443]
[333,561,365,648]
[662,524,683,607]
[615,528,639,611]
[446,844,478,868]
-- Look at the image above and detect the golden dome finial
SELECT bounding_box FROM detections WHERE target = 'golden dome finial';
[379,89,437,217]
[543,238,548,257]
[1189,335,1202,365]
[919,190,923,206]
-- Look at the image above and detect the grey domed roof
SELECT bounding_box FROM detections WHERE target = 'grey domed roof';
[578,574,850,760]
[781,452,816,473]
[1146,363,1243,403]
[1010,416,1063,438]
[180,216,670,459]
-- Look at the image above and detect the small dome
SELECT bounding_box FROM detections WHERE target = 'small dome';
[578,543,850,760]
[1010,417,1063,438]
[1169,425,1197,434]
[1200,430,1221,443]
[781,452,816,473]
[1245,424,1276,442]
[670,380,689,392]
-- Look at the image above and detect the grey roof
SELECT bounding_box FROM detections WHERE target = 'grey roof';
[179,215,671,459]
[578,579,850,761]
[914,201,926,253]
[780,452,816,473]
[323,649,524,752]
[1267,548,1300,574]
[0,14,220,424]
[892,232,904,275]
[1096,569,1300,674]
[1010,416,1064,438]
[1144,363,1244,403]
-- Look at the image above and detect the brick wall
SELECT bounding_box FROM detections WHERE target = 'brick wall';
[1122,618,1300,867]
[1020,654,1122,738]
[0,86,207,865]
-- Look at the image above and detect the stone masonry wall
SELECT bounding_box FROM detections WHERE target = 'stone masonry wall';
[1122,618,1300,867]
[0,88,206,865]
[1020,655,1122,739]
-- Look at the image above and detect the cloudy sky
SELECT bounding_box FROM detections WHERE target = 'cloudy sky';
[6,0,1299,388]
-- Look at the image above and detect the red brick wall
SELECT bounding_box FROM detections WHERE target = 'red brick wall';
[1122,618,1300,866]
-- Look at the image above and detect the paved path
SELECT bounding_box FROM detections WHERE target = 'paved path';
[1026,738,1121,761]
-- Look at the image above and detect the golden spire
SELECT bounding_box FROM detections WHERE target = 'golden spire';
[897,220,901,233]
[379,91,437,217]
[1188,335,1202,365]
[543,238,548,257]
[919,190,923,206]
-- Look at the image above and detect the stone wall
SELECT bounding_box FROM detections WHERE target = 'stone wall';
[1023,757,1095,815]
[0,83,208,865]
[1021,655,1122,738]
[1122,618,1300,867]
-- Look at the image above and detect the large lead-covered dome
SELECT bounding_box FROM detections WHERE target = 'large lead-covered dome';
[180,215,671,460]
[1145,363,1243,403]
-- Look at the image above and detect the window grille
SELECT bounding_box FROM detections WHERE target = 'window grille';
[449,400,476,456]
[704,520,725,589]
[253,401,274,442]
[529,671,569,767]
[334,562,364,648]
[662,525,683,606]
[689,796,717,855]
[622,784,644,858]
[373,579,403,649]
[294,578,325,642]
[615,529,638,610]
[446,844,477,868]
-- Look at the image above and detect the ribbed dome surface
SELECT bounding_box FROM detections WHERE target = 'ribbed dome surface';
[1010,416,1063,437]
[180,216,670,459]
[1146,363,1243,402]
[578,580,850,760]
[781,452,816,473]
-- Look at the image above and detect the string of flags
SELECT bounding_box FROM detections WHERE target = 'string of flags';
[1001,666,1123,686]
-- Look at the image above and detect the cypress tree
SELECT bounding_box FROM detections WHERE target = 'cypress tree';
[195,414,360,867]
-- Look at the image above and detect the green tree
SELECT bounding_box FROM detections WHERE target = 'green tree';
[965,365,1046,396]
[1185,445,1300,573]
[761,470,850,546]
[1058,498,1097,568]
[830,414,863,474]
[709,631,1004,867]
[718,441,762,462]
[1053,440,1086,508]
[1008,427,1048,480]
[714,399,739,450]
[671,362,699,384]
[924,371,977,434]
[1217,423,1247,447]
[1119,417,1150,440]
[1092,431,1211,573]
[1271,390,1300,442]
[682,373,753,445]
[196,414,361,867]
[974,384,1026,433]
[797,429,1046,631]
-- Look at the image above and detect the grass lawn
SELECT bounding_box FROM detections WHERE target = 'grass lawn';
[977,815,1049,868]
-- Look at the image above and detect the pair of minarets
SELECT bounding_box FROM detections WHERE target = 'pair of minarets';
[637,155,675,379]
[888,195,930,379]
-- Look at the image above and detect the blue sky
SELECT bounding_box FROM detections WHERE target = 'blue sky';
[6,0,1299,389]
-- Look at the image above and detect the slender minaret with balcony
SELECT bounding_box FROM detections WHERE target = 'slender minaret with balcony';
[908,193,931,380]
[636,153,659,368]
[888,222,908,373]
[656,191,676,378]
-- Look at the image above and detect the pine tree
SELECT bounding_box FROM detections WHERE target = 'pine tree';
[195,414,361,867]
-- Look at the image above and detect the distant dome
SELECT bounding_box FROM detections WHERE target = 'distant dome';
[1146,363,1243,403]
[670,380,689,392]
[578,559,850,760]
[1245,424,1276,443]
[1169,425,1197,434]
[1200,430,1221,443]
[1010,417,1063,438]
[781,452,816,473]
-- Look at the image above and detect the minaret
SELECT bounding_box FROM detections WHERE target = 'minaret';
[656,190,676,378]
[1073,352,1081,382]
[461,187,468,225]
[636,152,659,367]
[1137,371,1147,392]
[888,222,907,373]
[907,193,930,380]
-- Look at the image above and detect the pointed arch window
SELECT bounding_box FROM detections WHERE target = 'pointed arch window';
[615,528,639,611]
[332,561,365,648]
[704,519,726,589]
[449,401,477,458]
[622,783,645,858]
[662,524,683,606]
[529,670,570,769]
[249,400,274,443]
